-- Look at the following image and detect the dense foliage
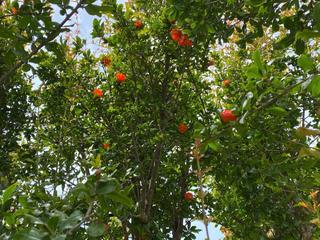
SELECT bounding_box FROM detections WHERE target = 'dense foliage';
[1,0,320,239]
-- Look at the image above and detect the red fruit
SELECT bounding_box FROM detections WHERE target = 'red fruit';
[102,143,110,150]
[116,73,126,83]
[185,39,193,47]
[184,191,193,201]
[178,34,192,47]
[95,168,102,179]
[223,79,231,87]
[178,34,187,46]
[134,20,143,29]
[170,29,182,42]
[220,110,237,123]
[101,56,111,67]
[178,123,188,134]
[92,88,103,98]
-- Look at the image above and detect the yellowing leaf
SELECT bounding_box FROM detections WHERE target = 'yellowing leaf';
[92,153,101,168]
[296,201,310,209]
[299,147,320,158]
[296,127,320,136]
[310,218,320,226]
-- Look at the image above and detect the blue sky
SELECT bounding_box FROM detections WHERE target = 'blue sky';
[52,1,224,239]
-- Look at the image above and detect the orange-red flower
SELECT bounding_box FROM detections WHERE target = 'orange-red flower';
[184,191,193,201]
[220,110,237,123]
[101,56,111,67]
[11,7,17,14]
[102,143,110,150]
[92,88,103,98]
[116,73,126,83]
[178,123,188,134]
[134,20,143,29]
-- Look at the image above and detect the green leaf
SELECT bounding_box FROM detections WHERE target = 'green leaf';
[297,55,314,72]
[275,34,295,49]
[2,182,19,204]
[267,106,287,115]
[107,191,133,207]
[246,65,262,79]
[294,39,305,55]
[13,229,47,240]
[296,30,320,41]
[307,75,320,97]
[85,4,113,16]
[207,140,220,151]
[96,181,117,195]
[252,50,266,75]
[51,235,66,240]
[87,223,105,237]
[312,3,320,25]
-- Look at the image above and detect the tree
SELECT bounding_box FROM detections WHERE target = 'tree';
[0,0,319,239]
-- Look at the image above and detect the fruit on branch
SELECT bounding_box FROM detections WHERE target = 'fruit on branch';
[223,79,231,87]
[170,29,182,41]
[184,191,193,201]
[220,110,237,123]
[178,34,193,47]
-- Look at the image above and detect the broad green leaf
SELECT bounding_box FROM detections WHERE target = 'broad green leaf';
[85,4,113,16]
[312,3,320,25]
[252,50,266,75]
[96,181,117,195]
[294,39,305,55]
[307,75,320,97]
[297,55,314,71]
[13,229,47,240]
[2,182,19,204]
[87,223,105,237]
[296,30,320,41]
[267,106,287,115]
[207,141,220,151]
[107,191,133,207]
[246,65,262,79]
[51,235,66,240]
